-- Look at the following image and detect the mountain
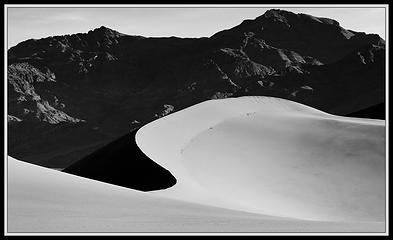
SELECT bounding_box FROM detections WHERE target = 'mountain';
[7,9,386,168]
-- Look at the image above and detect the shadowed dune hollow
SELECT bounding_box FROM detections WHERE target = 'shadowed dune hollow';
[63,129,177,191]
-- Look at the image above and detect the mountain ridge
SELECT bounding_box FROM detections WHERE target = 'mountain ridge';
[7,9,386,168]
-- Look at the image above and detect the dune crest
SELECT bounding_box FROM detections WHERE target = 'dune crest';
[136,96,385,222]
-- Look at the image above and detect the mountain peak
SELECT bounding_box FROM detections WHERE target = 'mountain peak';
[259,9,340,26]
[262,9,292,17]
[88,26,124,37]
[94,25,113,31]
[257,9,292,24]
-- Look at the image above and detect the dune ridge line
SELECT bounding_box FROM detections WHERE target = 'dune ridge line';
[136,96,385,222]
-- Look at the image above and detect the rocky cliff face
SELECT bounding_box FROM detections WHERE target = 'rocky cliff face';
[7,9,385,168]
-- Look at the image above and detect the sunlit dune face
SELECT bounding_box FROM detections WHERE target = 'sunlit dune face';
[137,96,385,222]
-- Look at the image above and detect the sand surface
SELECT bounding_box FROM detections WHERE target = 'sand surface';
[7,157,385,233]
[136,96,386,227]
[7,96,386,233]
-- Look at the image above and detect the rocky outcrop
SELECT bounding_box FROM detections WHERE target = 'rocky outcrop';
[155,104,175,118]
[8,62,84,124]
[8,115,22,123]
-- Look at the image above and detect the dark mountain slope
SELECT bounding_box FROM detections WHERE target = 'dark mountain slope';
[211,9,384,64]
[7,9,385,168]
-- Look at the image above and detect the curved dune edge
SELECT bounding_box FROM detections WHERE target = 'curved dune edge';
[7,157,385,232]
[62,129,177,192]
[136,96,385,222]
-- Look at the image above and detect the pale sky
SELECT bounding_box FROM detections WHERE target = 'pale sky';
[6,6,387,48]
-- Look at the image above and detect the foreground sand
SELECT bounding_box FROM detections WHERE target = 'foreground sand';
[7,157,385,233]
[7,96,386,233]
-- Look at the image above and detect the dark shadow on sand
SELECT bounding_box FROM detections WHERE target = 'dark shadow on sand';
[62,128,177,192]
[345,103,385,120]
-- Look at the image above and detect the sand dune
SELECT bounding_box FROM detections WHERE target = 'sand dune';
[136,96,385,222]
[7,96,386,232]
[7,157,385,233]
